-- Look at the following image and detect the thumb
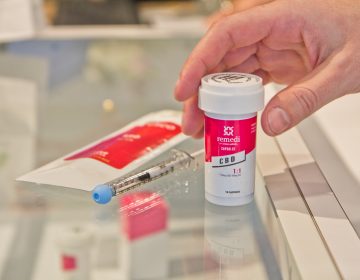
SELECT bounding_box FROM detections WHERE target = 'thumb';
[261,52,352,136]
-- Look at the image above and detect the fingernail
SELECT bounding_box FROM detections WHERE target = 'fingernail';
[267,107,291,135]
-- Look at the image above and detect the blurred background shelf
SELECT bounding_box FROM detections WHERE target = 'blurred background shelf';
[1,0,209,43]
[36,20,206,40]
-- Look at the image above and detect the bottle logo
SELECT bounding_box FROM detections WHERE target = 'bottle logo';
[223,126,234,136]
[217,125,240,143]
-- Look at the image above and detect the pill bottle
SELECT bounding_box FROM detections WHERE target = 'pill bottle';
[199,72,264,206]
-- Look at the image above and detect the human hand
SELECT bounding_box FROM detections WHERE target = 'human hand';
[175,0,360,137]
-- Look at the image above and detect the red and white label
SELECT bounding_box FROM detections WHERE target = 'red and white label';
[204,115,257,199]
[205,116,256,164]
[65,122,181,169]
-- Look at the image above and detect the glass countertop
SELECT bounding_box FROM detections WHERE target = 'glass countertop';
[8,161,283,280]
[0,91,283,279]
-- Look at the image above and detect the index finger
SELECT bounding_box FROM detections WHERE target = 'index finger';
[174,2,280,102]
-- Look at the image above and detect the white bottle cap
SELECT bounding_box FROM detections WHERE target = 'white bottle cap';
[199,73,264,115]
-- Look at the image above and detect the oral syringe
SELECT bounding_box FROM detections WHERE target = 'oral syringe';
[92,149,204,204]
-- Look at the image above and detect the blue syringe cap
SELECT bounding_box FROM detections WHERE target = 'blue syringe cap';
[92,184,113,204]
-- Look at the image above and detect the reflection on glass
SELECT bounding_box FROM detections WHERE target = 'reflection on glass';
[204,202,258,279]
[0,76,37,206]
[93,205,121,269]
[120,191,169,279]
[56,225,94,280]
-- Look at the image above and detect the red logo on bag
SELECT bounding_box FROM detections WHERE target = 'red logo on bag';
[65,122,181,169]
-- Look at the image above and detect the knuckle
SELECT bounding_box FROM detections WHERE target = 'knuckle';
[291,86,320,116]
[211,18,236,49]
